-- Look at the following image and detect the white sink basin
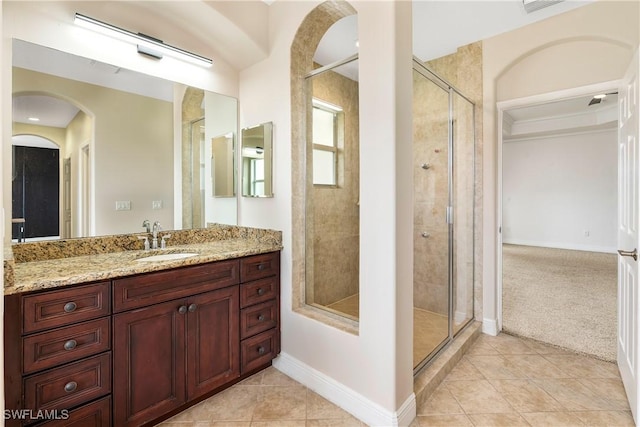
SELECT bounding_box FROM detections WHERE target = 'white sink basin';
[136,253,199,262]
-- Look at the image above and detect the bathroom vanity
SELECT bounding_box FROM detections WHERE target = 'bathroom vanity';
[3,226,281,426]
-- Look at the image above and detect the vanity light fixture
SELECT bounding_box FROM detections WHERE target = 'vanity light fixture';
[522,0,564,13]
[73,13,213,67]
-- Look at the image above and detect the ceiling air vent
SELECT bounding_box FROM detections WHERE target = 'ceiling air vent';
[523,0,564,13]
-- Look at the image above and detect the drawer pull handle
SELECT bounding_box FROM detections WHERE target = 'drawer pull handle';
[258,314,265,321]
[188,303,197,313]
[178,305,187,315]
[257,263,265,271]
[257,288,265,296]
[257,346,266,355]
[63,302,77,313]
[64,381,77,393]
[63,340,77,351]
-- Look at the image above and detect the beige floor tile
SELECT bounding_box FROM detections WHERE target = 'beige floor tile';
[418,383,464,415]
[543,354,619,379]
[483,333,538,355]
[249,421,306,427]
[503,354,569,379]
[444,356,485,381]
[467,413,531,426]
[466,355,528,379]
[203,384,261,421]
[414,414,474,426]
[163,400,213,423]
[577,378,631,410]
[488,379,564,412]
[306,389,353,420]
[252,385,307,420]
[533,378,623,411]
[521,337,574,356]
[571,410,635,426]
[211,422,252,427]
[261,367,303,386]
[520,411,585,427]
[444,380,515,414]
[306,417,367,426]
[465,335,501,356]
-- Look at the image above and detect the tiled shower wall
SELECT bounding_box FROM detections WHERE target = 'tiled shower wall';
[309,68,360,307]
[181,87,205,229]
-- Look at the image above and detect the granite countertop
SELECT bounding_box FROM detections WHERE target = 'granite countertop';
[4,225,282,296]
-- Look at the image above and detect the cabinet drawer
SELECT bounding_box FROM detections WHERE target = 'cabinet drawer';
[37,396,111,427]
[23,318,111,374]
[240,300,278,339]
[24,352,111,413]
[113,259,239,312]
[241,329,277,374]
[23,283,110,334]
[240,252,279,282]
[240,276,278,308]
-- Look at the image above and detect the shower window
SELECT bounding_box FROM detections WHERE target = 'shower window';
[312,99,341,186]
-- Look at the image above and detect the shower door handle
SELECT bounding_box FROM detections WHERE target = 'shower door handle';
[618,248,637,261]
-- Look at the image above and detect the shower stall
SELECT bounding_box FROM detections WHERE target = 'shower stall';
[412,59,476,372]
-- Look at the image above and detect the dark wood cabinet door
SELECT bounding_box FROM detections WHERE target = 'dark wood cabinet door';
[113,299,187,427]
[186,287,240,400]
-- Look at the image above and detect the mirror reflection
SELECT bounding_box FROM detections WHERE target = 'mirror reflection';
[241,122,273,197]
[11,39,238,241]
[212,133,235,198]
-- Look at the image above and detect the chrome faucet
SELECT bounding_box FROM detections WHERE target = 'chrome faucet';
[151,221,162,249]
[142,219,151,233]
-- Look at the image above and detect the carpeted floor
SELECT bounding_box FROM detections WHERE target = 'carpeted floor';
[502,244,617,361]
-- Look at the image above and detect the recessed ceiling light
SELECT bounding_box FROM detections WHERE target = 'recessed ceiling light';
[27,117,40,122]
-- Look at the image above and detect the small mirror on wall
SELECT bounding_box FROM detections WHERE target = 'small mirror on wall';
[242,122,273,197]
[211,133,235,198]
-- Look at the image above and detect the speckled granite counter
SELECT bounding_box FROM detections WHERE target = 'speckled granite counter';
[4,224,282,296]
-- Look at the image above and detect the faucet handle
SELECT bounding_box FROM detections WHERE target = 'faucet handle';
[142,219,150,233]
[137,235,150,251]
[160,234,171,249]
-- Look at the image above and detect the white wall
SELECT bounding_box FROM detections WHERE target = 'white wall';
[503,129,617,253]
[239,1,415,425]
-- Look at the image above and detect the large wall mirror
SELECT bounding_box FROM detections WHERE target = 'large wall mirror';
[241,122,273,198]
[11,39,238,241]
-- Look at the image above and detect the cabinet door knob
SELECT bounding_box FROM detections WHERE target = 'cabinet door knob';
[63,302,77,313]
[257,314,265,321]
[257,288,265,296]
[188,303,197,313]
[257,346,265,355]
[178,305,187,314]
[63,340,77,351]
[257,263,265,271]
[64,381,77,393]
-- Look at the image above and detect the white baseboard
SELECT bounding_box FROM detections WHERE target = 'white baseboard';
[482,318,499,336]
[502,238,616,254]
[273,352,417,426]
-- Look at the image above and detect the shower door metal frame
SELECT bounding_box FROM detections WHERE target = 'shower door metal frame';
[412,58,477,375]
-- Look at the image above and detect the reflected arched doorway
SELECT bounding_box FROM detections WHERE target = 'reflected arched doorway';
[12,93,90,240]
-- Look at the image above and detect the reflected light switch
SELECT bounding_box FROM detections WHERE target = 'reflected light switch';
[115,201,131,211]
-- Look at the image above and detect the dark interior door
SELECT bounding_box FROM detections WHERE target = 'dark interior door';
[12,145,60,239]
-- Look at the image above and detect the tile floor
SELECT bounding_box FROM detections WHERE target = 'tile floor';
[160,333,632,426]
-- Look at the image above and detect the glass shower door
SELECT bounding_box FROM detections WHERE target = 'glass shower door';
[452,92,475,335]
[412,68,451,368]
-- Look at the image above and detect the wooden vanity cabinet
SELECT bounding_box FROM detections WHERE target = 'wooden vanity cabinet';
[5,251,280,427]
[4,281,112,427]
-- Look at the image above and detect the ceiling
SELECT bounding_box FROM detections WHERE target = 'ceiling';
[12,0,600,144]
